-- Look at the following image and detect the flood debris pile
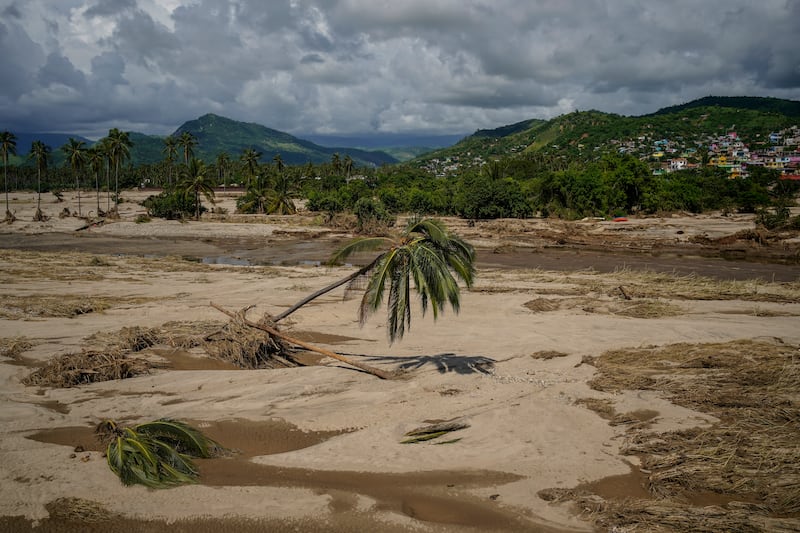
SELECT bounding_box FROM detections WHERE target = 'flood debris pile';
[203,311,300,369]
[545,339,800,532]
[0,294,115,319]
[22,317,305,388]
[23,350,151,388]
[0,336,34,361]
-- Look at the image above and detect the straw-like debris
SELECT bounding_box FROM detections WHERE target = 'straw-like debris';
[203,312,300,369]
[0,295,116,319]
[84,322,220,352]
[549,339,800,531]
[23,350,151,387]
[0,336,34,360]
[45,498,119,523]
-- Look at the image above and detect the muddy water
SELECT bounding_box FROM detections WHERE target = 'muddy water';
[26,419,547,531]
[2,232,797,281]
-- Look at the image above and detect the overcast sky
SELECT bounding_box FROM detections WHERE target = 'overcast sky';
[1,0,799,139]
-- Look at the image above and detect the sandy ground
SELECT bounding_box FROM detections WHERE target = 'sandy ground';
[1,190,799,531]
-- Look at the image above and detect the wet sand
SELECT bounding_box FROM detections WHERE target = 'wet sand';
[2,231,797,282]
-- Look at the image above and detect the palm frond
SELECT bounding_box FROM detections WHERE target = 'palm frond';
[98,419,224,489]
[358,249,397,324]
[406,217,449,246]
[134,419,222,458]
[386,253,412,342]
[329,237,392,265]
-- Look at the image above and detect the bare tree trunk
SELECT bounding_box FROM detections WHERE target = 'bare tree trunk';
[211,302,394,380]
[273,257,380,323]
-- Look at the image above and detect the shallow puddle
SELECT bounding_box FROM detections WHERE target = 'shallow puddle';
[580,465,652,501]
[26,418,538,530]
[151,348,241,371]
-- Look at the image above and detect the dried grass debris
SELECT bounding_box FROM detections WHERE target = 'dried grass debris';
[23,350,151,387]
[0,336,34,360]
[553,339,800,531]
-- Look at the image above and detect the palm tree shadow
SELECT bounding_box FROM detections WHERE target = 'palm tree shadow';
[362,352,496,375]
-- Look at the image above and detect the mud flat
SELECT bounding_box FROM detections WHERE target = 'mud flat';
[1,190,799,531]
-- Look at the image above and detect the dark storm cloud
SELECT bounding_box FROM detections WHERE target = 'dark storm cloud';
[37,53,87,91]
[85,0,136,18]
[1,0,798,138]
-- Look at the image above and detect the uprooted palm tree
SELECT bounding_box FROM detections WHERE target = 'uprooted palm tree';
[95,418,224,488]
[275,217,476,343]
[212,217,474,379]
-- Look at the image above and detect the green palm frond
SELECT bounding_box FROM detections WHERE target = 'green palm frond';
[386,254,412,342]
[97,419,224,489]
[328,237,393,265]
[134,419,222,458]
[277,218,476,344]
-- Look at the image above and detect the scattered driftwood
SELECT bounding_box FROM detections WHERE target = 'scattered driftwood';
[401,419,470,444]
[210,302,395,379]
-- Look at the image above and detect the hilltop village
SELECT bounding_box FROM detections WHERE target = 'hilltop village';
[422,123,800,179]
[632,124,800,178]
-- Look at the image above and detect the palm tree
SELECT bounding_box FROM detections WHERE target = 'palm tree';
[97,137,113,213]
[107,128,132,207]
[1,130,17,218]
[331,152,342,176]
[162,136,178,186]
[216,151,230,192]
[275,217,475,343]
[267,171,297,215]
[272,153,285,175]
[178,132,197,165]
[28,140,50,218]
[236,182,271,214]
[343,154,354,179]
[240,148,262,188]
[61,138,87,216]
[96,419,224,488]
[179,158,215,220]
[86,147,104,215]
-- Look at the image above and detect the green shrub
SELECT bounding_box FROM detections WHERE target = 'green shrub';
[142,191,198,220]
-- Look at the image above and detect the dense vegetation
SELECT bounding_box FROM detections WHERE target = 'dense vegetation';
[2,97,798,226]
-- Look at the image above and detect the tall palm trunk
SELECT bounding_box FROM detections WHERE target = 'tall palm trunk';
[115,159,120,207]
[36,165,41,212]
[273,257,380,323]
[75,173,81,216]
[3,157,8,215]
[95,168,100,214]
[105,163,111,213]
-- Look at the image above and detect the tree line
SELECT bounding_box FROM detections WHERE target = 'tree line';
[2,129,797,228]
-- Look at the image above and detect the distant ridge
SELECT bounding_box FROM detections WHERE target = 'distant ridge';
[413,95,800,170]
[172,113,397,167]
[647,96,800,118]
[10,133,92,156]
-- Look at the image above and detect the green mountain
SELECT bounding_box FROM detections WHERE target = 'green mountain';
[171,114,397,167]
[128,132,168,165]
[647,96,800,118]
[414,96,799,172]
